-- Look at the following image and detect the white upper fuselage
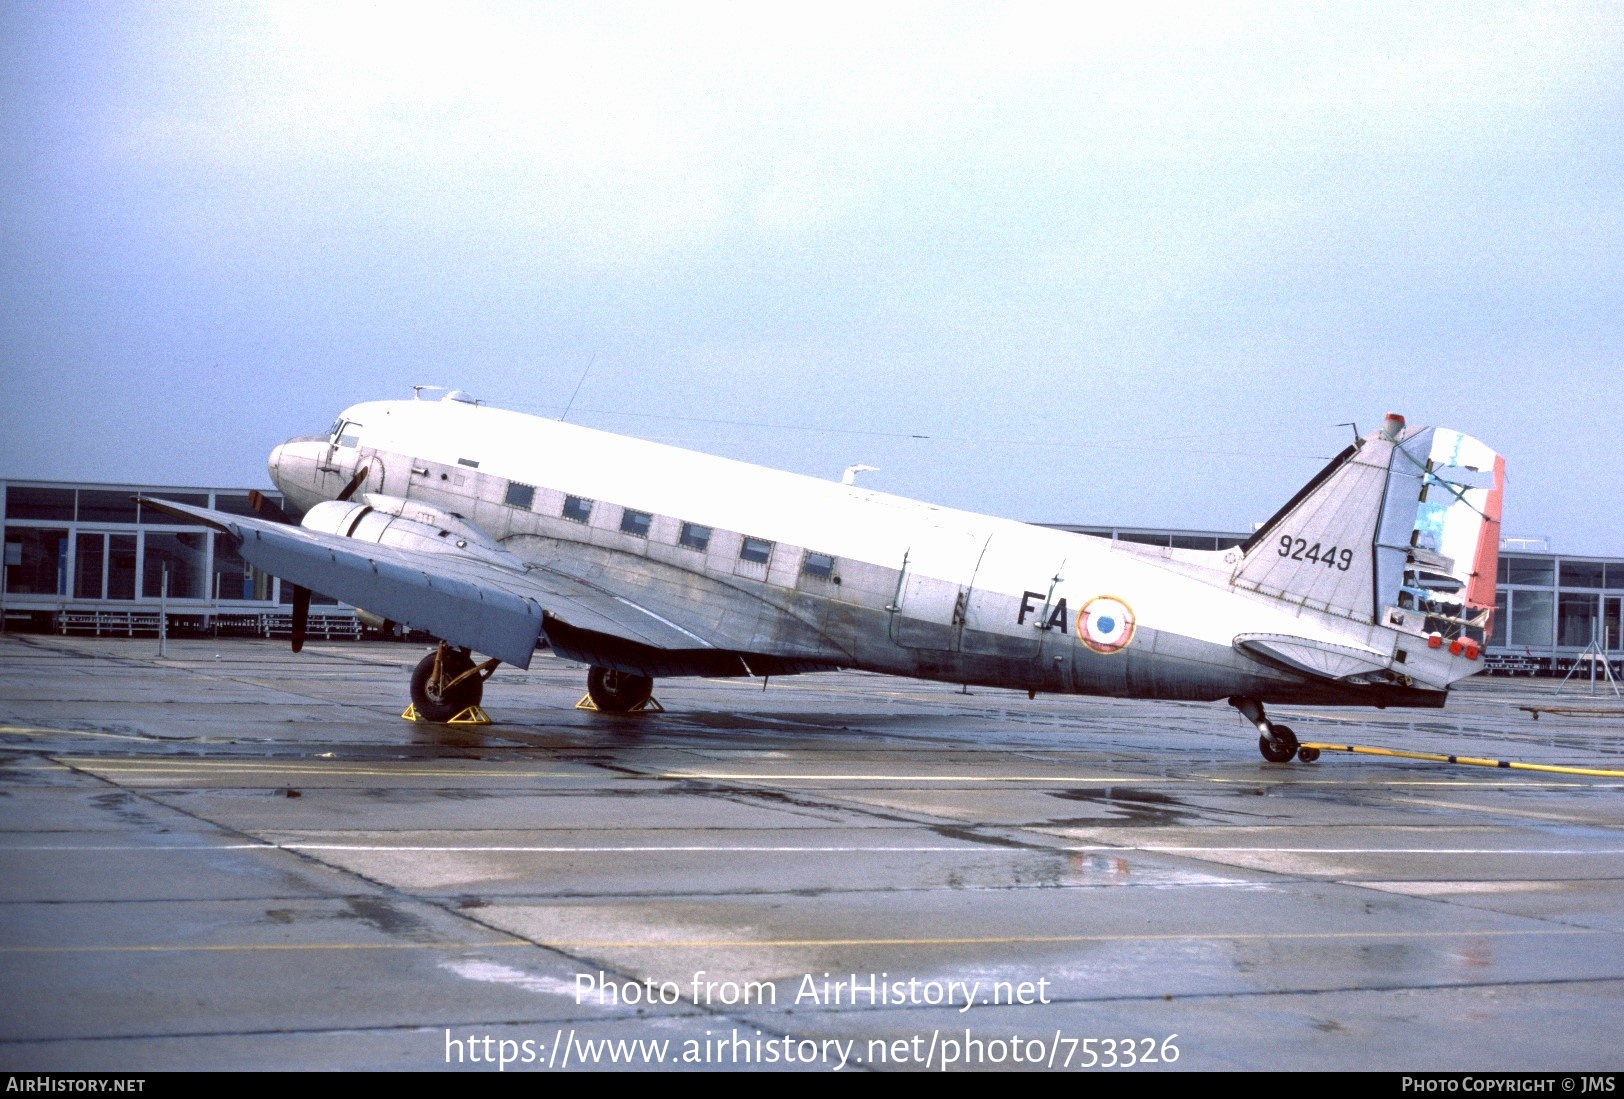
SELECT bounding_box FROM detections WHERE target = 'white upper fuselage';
[270,397,1395,685]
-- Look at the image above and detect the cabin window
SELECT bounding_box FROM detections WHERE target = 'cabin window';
[740,536,773,565]
[562,496,593,524]
[802,552,836,579]
[620,509,652,537]
[679,522,711,551]
[504,482,535,510]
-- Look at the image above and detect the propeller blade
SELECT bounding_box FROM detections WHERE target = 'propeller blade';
[335,463,371,502]
[290,585,311,653]
[247,490,293,525]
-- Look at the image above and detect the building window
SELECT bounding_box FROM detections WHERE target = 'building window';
[620,509,652,537]
[1559,561,1605,589]
[679,522,711,551]
[138,495,207,524]
[802,552,836,579]
[142,531,207,599]
[562,496,593,524]
[1509,589,1554,648]
[107,534,136,600]
[74,533,105,599]
[4,528,68,594]
[213,537,273,601]
[5,487,75,521]
[213,493,278,519]
[504,482,536,510]
[1506,557,1556,586]
[740,537,773,565]
[1558,592,1600,647]
[77,490,137,524]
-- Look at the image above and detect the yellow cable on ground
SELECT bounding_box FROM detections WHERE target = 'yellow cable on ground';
[1298,741,1624,779]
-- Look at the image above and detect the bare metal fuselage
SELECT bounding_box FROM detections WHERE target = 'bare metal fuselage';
[264,400,1483,712]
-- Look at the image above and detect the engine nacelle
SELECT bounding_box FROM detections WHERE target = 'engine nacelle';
[299,494,518,568]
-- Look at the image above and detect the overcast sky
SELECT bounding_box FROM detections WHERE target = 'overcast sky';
[3,2,1620,552]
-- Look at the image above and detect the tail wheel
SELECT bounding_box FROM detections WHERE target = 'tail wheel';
[410,648,482,722]
[586,666,654,713]
[1259,724,1299,763]
[1258,735,1295,763]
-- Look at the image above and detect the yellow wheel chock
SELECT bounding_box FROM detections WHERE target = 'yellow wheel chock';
[401,703,493,725]
[574,695,665,713]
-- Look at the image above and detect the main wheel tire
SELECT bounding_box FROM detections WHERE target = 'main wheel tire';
[1259,734,1295,763]
[1271,724,1299,754]
[410,649,482,722]
[586,666,654,713]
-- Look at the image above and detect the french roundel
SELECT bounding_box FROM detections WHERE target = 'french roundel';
[1077,596,1136,654]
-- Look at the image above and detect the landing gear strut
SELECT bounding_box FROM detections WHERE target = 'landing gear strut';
[1230,696,1316,763]
[409,643,499,722]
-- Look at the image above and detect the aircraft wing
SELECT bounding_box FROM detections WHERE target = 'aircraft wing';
[139,498,847,674]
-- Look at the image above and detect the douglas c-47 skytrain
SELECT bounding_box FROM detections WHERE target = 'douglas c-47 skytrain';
[141,393,1504,763]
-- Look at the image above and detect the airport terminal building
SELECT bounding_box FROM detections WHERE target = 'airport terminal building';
[3,478,1621,675]
[0,479,357,643]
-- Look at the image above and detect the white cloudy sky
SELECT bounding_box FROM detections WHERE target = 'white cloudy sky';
[3,2,1620,550]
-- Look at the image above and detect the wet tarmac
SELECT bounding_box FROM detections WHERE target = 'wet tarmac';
[1,634,1621,1072]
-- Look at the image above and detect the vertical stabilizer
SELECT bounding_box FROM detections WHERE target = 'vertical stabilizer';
[1232,433,1395,621]
[1233,417,1504,645]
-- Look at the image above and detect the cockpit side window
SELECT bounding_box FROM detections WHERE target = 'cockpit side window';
[336,422,363,448]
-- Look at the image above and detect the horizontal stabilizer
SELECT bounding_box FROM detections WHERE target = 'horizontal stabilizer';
[1234,633,1391,681]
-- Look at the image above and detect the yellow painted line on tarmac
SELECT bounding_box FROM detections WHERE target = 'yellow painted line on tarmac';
[4,926,1613,955]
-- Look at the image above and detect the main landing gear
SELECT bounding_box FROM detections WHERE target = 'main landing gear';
[1230,696,1320,764]
[404,647,662,722]
[584,666,656,713]
[409,643,500,722]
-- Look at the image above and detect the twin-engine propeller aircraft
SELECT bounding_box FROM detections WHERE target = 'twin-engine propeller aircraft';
[141,393,1503,762]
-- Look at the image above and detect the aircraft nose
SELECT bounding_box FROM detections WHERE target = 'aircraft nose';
[267,435,332,515]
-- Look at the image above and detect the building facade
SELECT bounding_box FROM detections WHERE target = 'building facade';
[0,479,355,639]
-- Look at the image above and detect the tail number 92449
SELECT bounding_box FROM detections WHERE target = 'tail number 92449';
[1278,536,1353,571]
